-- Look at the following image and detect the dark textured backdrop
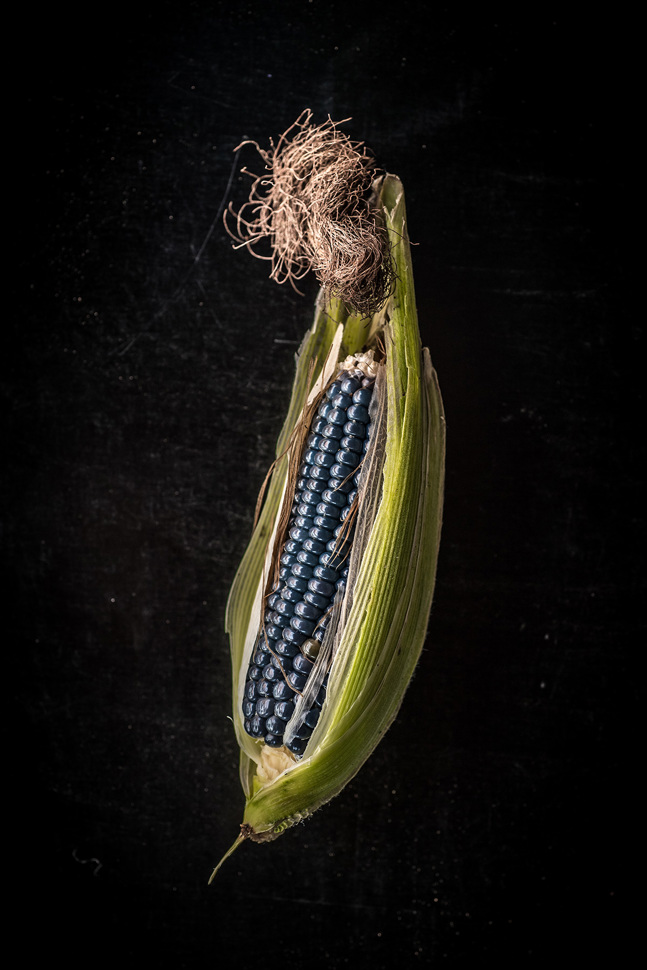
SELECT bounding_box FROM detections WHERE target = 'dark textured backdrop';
[8,4,636,966]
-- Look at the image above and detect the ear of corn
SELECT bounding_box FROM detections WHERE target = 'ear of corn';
[214,174,445,874]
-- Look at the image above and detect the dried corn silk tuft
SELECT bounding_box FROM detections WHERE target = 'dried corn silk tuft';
[224,109,394,317]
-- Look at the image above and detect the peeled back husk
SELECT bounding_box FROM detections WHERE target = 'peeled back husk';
[213,174,445,875]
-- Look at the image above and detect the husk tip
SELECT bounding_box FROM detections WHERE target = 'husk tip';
[207,828,249,884]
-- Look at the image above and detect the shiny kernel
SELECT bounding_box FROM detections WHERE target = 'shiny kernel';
[301,638,321,661]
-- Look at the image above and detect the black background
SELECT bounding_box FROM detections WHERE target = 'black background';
[8,3,637,966]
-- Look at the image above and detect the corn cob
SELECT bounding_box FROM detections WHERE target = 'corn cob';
[211,170,445,879]
[241,357,377,755]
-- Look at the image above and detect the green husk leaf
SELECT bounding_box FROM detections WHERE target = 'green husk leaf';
[221,174,445,848]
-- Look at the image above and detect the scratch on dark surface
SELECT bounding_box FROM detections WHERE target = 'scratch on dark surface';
[186,149,240,272]
[232,891,417,913]
[112,148,241,356]
[72,848,103,877]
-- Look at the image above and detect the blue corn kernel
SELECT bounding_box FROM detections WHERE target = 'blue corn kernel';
[341,376,361,396]
[314,451,336,467]
[249,665,263,682]
[245,680,257,701]
[328,476,354,493]
[314,564,338,582]
[274,699,295,720]
[294,601,320,620]
[330,466,355,484]
[262,664,281,682]
[304,481,326,498]
[316,500,341,519]
[340,435,363,453]
[256,679,272,697]
[321,423,344,440]
[304,708,320,729]
[326,533,348,553]
[287,670,307,691]
[249,715,266,737]
[264,733,283,747]
[309,577,335,597]
[270,610,292,629]
[274,598,296,616]
[327,408,347,427]
[335,447,361,467]
[256,697,275,718]
[308,465,330,481]
[353,386,373,406]
[343,420,366,438]
[286,574,309,593]
[286,736,308,755]
[290,616,316,636]
[293,653,314,675]
[322,488,347,508]
[314,622,330,642]
[282,626,307,645]
[317,399,332,419]
[325,380,343,400]
[331,392,353,410]
[265,715,286,735]
[304,590,330,611]
[303,537,326,555]
[253,646,270,665]
[280,586,302,604]
[274,639,299,658]
[308,526,333,544]
[297,549,320,567]
[273,680,295,700]
[243,699,256,718]
[292,562,314,579]
[319,437,339,454]
[297,503,316,518]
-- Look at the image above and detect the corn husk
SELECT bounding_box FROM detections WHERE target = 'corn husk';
[212,174,445,877]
